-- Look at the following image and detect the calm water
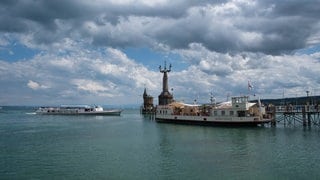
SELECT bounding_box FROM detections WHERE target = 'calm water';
[1,107,320,179]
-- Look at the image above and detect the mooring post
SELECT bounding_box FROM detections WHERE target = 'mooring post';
[302,106,307,126]
[267,104,277,127]
[307,105,311,126]
[271,106,276,127]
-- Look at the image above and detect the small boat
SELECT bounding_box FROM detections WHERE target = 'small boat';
[155,96,273,126]
[35,105,122,116]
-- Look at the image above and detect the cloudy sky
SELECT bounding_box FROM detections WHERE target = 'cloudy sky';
[1,0,320,106]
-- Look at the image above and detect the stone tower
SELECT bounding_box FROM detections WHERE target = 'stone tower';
[141,88,154,114]
[158,61,173,105]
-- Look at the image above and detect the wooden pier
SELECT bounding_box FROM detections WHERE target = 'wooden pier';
[273,104,320,127]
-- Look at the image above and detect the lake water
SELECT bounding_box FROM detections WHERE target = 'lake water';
[1,107,320,179]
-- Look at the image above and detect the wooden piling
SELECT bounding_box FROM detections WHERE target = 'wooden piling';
[302,106,307,126]
[307,105,311,126]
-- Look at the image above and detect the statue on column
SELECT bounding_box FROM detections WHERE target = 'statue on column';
[158,61,173,105]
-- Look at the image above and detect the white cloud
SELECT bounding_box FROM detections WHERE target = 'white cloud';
[0,46,161,105]
[0,43,320,105]
[171,44,320,102]
[2,0,318,54]
[71,79,112,94]
[27,80,40,90]
[27,80,48,90]
[0,0,320,105]
[49,58,75,70]
[311,52,320,59]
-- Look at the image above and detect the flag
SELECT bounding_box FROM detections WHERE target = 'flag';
[248,81,253,91]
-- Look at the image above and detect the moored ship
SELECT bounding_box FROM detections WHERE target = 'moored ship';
[156,96,272,126]
[35,105,122,116]
[154,62,272,126]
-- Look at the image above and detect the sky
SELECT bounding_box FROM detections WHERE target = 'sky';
[1,0,320,106]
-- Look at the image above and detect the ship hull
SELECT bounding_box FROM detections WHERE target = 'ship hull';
[36,110,122,116]
[155,115,271,127]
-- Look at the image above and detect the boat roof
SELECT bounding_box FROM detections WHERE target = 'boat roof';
[168,102,200,108]
[60,105,92,108]
[216,101,232,108]
[167,100,257,109]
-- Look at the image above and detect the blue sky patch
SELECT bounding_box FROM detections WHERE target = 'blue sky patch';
[295,43,320,55]
[123,47,189,71]
[0,42,39,61]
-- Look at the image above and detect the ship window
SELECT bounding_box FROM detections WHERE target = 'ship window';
[214,111,217,116]
[230,111,234,116]
[238,111,246,117]
[221,111,225,116]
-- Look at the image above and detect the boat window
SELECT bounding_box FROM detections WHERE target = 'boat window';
[221,111,225,116]
[238,111,246,117]
[214,111,217,116]
[230,111,234,116]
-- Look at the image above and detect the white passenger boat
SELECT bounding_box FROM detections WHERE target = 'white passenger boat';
[156,96,272,126]
[35,105,122,116]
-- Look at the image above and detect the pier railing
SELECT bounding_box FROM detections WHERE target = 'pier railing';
[276,105,320,113]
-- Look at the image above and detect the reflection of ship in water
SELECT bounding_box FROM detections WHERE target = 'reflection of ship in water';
[140,88,155,114]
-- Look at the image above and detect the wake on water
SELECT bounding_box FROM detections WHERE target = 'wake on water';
[26,112,36,115]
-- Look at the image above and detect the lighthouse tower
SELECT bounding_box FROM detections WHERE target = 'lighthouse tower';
[158,62,174,105]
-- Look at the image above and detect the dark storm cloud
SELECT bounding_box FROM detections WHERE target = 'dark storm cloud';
[237,16,315,54]
[265,0,320,18]
[0,0,215,29]
[246,0,320,54]
[142,0,320,54]
[0,0,319,54]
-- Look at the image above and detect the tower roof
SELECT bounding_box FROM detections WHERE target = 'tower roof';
[143,88,147,97]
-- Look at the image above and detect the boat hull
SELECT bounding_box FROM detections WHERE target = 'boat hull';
[36,110,122,116]
[155,115,271,127]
